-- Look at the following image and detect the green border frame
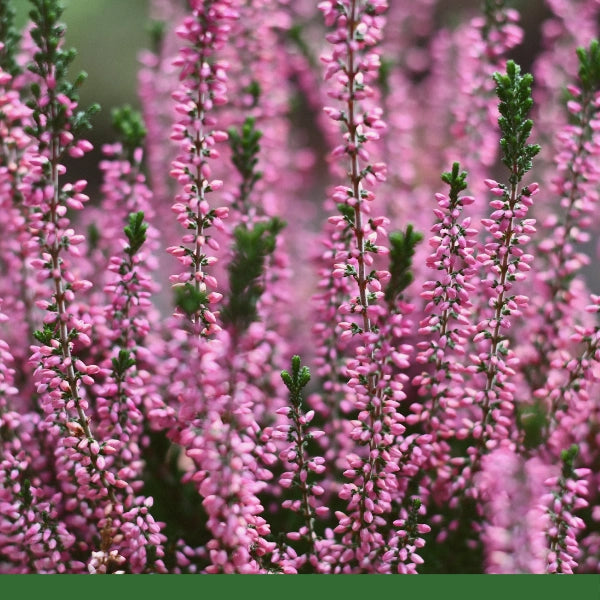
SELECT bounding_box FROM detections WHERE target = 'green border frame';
[2,574,599,600]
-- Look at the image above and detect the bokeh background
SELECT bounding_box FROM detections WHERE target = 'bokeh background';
[12,0,587,286]
[10,0,550,145]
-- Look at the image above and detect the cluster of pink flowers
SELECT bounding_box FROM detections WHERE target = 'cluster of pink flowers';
[2,0,600,574]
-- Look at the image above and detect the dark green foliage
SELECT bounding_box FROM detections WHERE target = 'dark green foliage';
[147,19,166,54]
[112,105,147,160]
[87,223,100,252]
[221,218,285,333]
[243,80,261,109]
[404,498,423,545]
[419,495,485,573]
[441,161,468,197]
[124,211,148,257]
[174,283,209,317]
[0,0,20,77]
[18,479,33,508]
[385,224,423,304]
[493,60,540,185]
[560,444,579,479]
[481,0,508,41]
[228,116,263,208]
[287,24,318,68]
[28,0,72,81]
[70,100,100,137]
[337,202,355,227]
[482,0,505,21]
[111,349,136,379]
[577,39,600,93]
[516,400,547,449]
[141,431,211,572]
[280,355,311,407]
[33,323,55,345]
[225,117,284,332]
[378,57,393,96]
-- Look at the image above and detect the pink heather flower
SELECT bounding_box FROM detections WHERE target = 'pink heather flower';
[387,498,431,574]
[276,359,328,572]
[172,332,275,573]
[310,205,357,473]
[0,51,41,404]
[465,101,539,464]
[137,0,183,234]
[15,7,166,573]
[96,243,157,461]
[532,0,600,155]
[0,301,79,573]
[478,447,553,573]
[414,165,477,433]
[84,141,158,280]
[168,0,239,335]
[87,137,164,494]
[4,0,600,576]
[317,0,430,573]
[525,69,600,403]
[411,164,478,509]
[544,445,590,573]
[468,185,538,446]
[533,295,600,457]
[446,5,523,199]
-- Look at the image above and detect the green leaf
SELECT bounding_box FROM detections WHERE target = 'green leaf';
[516,400,548,450]
[28,0,99,143]
[124,211,148,257]
[281,370,293,391]
[576,39,600,93]
[493,60,540,184]
[280,355,311,406]
[0,0,20,77]
[481,0,509,42]
[228,116,263,208]
[112,105,147,159]
[287,24,318,68]
[378,58,393,96]
[337,203,355,227]
[19,479,33,508]
[221,217,285,333]
[560,444,579,478]
[174,283,209,317]
[147,19,166,53]
[87,223,100,252]
[243,80,261,108]
[441,161,468,195]
[111,348,136,376]
[298,366,311,389]
[33,323,55,345]
[291,354,301,379]
[385,224,423,304]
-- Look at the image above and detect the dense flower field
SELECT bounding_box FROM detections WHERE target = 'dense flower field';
[1,0,600,574]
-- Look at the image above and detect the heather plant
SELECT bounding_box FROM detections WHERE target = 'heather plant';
[2,0,600,574]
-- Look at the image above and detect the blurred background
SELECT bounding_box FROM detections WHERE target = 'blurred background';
[10,0,570,287]
[10,0,549,144]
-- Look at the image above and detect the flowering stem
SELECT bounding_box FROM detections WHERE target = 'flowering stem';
[416,162,476,418]
[533,40,600,393]
[474,60,540,445]
[347,1,372,341]
[169,1,237,335]
[280,356,323,565]
[545,444,589,574]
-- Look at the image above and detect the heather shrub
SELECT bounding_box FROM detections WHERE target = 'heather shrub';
[1,0,600,574]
